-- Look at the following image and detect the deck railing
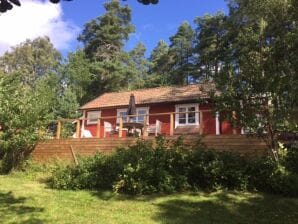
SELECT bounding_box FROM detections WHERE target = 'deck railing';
[55,110,217,139]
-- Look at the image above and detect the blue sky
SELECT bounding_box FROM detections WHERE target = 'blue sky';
[61,0,228,57]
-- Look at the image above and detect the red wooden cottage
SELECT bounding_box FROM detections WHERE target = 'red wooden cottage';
[79,83,239,138]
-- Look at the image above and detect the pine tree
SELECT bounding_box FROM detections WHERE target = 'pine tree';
[128,42,149,89]
[194,12,226,81]
[78,0,134,61]
[168,22,195,85]
[77,0,135,96]
[146,40,171,87]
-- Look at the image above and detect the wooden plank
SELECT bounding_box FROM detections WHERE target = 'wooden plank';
[70,145,79,165]
[119,117,123,138]
[33,134,268,161]
[170,113,174,136]
[96,118,101,138]
[56,121,61,139]
[76,119,80,139]
[199,111,204,135]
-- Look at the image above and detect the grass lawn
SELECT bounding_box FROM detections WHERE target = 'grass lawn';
[1,174,298,224]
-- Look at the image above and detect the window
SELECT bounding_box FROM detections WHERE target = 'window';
[87,111,101,125]
[117,109,128,123]
[117,107,149,123]
[175,104,199,127]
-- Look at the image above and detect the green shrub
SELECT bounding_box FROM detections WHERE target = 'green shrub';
[50,136,298,196]
[285,141,298,174]
[113,137,190,194]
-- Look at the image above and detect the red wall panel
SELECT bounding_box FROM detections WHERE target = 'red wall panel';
[82,102,236,137]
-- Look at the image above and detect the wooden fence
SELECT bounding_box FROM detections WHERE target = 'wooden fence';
[32,135,268,162]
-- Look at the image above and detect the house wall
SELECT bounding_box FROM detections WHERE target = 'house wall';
[83,102,236,137]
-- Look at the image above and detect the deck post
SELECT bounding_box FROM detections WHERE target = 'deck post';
[76,119,80,139]
[170,113,174,136]
[216,112,220,135]
[199,111,204,135]
[56,120,61,139]
[232,111,237,135]
[96,118,101,138]
[143,115,148,137]
[119,117,123,138]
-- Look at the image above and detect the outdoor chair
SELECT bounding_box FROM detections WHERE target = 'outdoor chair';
[147,120,162,136]
[72,129,93,138]
[104,121,118,137]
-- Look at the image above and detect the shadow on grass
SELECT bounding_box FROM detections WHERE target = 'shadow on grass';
[0,191,46,224]
[153,191,298,224]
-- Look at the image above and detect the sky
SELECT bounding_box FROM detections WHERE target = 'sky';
[0,0,228,57]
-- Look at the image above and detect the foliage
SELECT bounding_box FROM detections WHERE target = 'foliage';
[50,137,298,196]
[0,73,54,173]
[194,12,226,81]
[0,37,79,173]
[208,0,298,156]
[168,22,195,85]
[284,141,298,174]
[0,37,61,86]
[62,50,94,104]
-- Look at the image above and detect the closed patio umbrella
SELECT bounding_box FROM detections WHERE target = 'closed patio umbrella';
[127,94,136,122]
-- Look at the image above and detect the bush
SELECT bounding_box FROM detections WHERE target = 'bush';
[285,141,298,174]
[50,136,298,196]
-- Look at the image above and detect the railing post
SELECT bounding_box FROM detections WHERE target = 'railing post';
[199,111,204,135]
[96,118,101,138]
[56,120,61,139]
[216,112,220,135]
[119,117,123,138]
[76,119,80,139]
[143,115,148,137]
[170,113,174,136]
[232,111,237,135]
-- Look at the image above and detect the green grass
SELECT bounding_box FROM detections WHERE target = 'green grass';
[1,174,298,224]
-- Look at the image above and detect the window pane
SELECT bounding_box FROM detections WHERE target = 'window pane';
[87,111,100,124]
[119,111,128,122]
[179,107,186,112]
[137,109,147,123]
[179,118,186,124]
[188,113,196,123]
[188,107,195,112]
[178,107,186,124]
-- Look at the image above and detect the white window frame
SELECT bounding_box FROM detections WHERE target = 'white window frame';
[86,110,101,125]
[175,104,199,128]
[117,107,149,123]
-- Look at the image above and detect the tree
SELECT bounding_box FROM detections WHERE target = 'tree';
[77,0,136,97]
[168,22,195,85]
[211,0,298,159]
[0,36,80,172]
[63,50,93,104]
[0,73,55,172]
[127,42,149,89]
[0,37,61,86]
[146,40,171,87]
[78,0,134,61]
[194,12,227,81]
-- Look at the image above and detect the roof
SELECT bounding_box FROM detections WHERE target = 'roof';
[80,83,217,110]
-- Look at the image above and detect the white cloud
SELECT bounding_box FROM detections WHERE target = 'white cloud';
[0,0,80,55]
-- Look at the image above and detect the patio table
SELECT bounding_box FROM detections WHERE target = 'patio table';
[122,122,144,136]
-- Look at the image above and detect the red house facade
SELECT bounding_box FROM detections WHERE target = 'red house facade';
[80,84,239,138]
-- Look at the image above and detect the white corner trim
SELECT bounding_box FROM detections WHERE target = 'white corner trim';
[216,111,220,135]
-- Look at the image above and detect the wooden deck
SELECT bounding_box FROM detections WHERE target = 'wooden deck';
[32,135,268,162]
